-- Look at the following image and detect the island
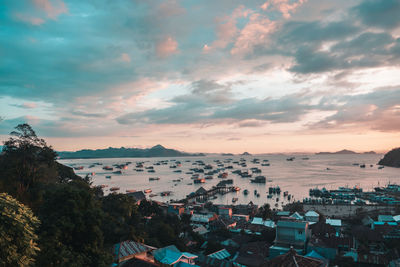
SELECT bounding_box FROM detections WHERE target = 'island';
[241,152,252,156]
[316,149,357,155]
[378,147,400,167]
[57,144,205,159]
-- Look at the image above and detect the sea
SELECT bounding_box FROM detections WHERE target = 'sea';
[59,154,399,208]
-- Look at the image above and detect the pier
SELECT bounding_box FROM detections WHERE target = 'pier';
[181,185,236,203]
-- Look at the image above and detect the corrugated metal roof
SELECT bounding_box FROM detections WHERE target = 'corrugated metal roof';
[208,249,231,260]
[115,241,153,260]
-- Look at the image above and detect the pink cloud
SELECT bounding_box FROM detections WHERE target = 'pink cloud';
[156,36,179,58]
[231,13,276,55]
[205,6,251,52]
[261,0,307,19]
[14,13,45,25]
[32,0,68,19]
[118,53,131,63]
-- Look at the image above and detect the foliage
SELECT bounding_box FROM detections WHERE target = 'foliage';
[101,193,143,245]
[0,192,40,266]
[36,181,112,266]
[283,201,304,213]
[256,204,272,220]
[0,124,75,207]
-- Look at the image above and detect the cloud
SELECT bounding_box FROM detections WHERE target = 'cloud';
[261,0,307,19]
[13,13,45,25]
[11,102,38,109]
[353,0,400,29]
[32,0,68,19]
[156,36,179,58]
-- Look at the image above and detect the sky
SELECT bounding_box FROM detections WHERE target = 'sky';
[1,0,400,153]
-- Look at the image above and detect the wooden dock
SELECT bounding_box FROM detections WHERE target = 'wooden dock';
[181,185,236,203]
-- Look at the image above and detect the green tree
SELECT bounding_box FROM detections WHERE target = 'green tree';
[0,192,40,266]
[0,124,75,207]
[36,181,112,266]
[257,203,272,220]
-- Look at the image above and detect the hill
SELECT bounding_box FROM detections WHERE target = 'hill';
[316,149,357,155]
[57,144,205,159]
[378,148,400,167]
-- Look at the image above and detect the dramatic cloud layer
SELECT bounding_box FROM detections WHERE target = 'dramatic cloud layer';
[1,0,400,152]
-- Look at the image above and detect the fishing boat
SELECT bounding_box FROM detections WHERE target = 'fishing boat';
[110,187,120,191]
[232,197,238,203]
[233,186,241,191]
[126,189,136,193]
[251,176,266,183]
[144,189,152,193]
[149,177,160,181]
[105,175,111,179]
[243,189,249,195]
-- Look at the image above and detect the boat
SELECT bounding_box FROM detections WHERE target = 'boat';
[194,178,205,184]
[149,177,160,181]
[73,166,84,170]
[286,157,295,161]
[205,176,213,180]
[261,163,270,166]
[148,169,156,173]
[256,193,260,197]
[360,164,366,168]
[149,193,157,197]
[232,197,238,203]
[144,189,152,193]
[103,166,113,171]
[113,170,122,174]
[110,187,120,191]
[105,175,111,179]
[243,189,249,195]
[161,191,171,196]
[126,189,136,193]
[218,172,228,178]
[378,166,384,169]
[233,186,240,191]
[267,194,273,198]
[250,176,266,183]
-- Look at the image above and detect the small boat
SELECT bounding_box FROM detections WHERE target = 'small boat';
[256,193,260,197]
[144,189,152,193]
[267,194,273,198]
[243,189,249,195]
[286,157,295,161]
[378,166,384,169]
[251,176,266,183]
[74,166,84,170]
[232,197,238,203]
[113,170,122,174]
[161,191,171,196]
[103,166,113,171]
[105,175,111,179]
[233,186,240,191]
[360,164,366,168]
[194,178,205,184]
[148,169,156,173]
[110,187,120,191]
[149,193,157,197]
[149,177,160,181]
[126,189,136,193]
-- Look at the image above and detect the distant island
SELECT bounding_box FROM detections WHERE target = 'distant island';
[316,149,376,155]
[221,153,234,156]
[378,147,400,167]
[241,152,252,156]
[57,144,205,159]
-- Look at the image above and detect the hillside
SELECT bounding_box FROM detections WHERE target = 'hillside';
[316,149,357,155]
[378,148,400,167]
[57,144,205,159]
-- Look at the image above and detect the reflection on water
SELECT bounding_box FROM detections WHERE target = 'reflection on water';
[59,154,399,208]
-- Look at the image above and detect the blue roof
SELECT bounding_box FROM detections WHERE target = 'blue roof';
[153,245,198,265]
[207,249,231,260]
[305,250,325,260]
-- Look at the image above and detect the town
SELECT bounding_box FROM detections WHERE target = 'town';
[114,182,400,266]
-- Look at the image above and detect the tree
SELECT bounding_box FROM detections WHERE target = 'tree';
[36,182,112,266]
[257,204,272,220]
[0,123,80,208]
[0,192,40,266]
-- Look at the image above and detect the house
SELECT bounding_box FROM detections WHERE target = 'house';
[305,210,320,223]
[235,241,269,267]
[232,214,249,222]
[207,249,231,260]
[152,245,198,266]
[378,214,395,222]
[218,207,232,218]
[325,218,342,235]
[168,203,185,216]
[251,217,276,229]
[126,191,146,204]
[269,220,310,258]
[290,212,304,221]
[113,240,156,264]
[192,225,209,236]
[269,248,326,267]
[276,211,290,217]
[191,213,218,228]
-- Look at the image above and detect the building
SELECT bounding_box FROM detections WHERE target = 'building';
[218,207,232,218]
[168,203,185,216]
[269,248,326,267]
[113,240,156,264]
[269,220,310,258]
[305,210,320,223]
[152,245,198,266]
[191,213,218,228]
[325,219,342,235]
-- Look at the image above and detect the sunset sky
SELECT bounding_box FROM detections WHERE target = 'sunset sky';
[1,0,400,153]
